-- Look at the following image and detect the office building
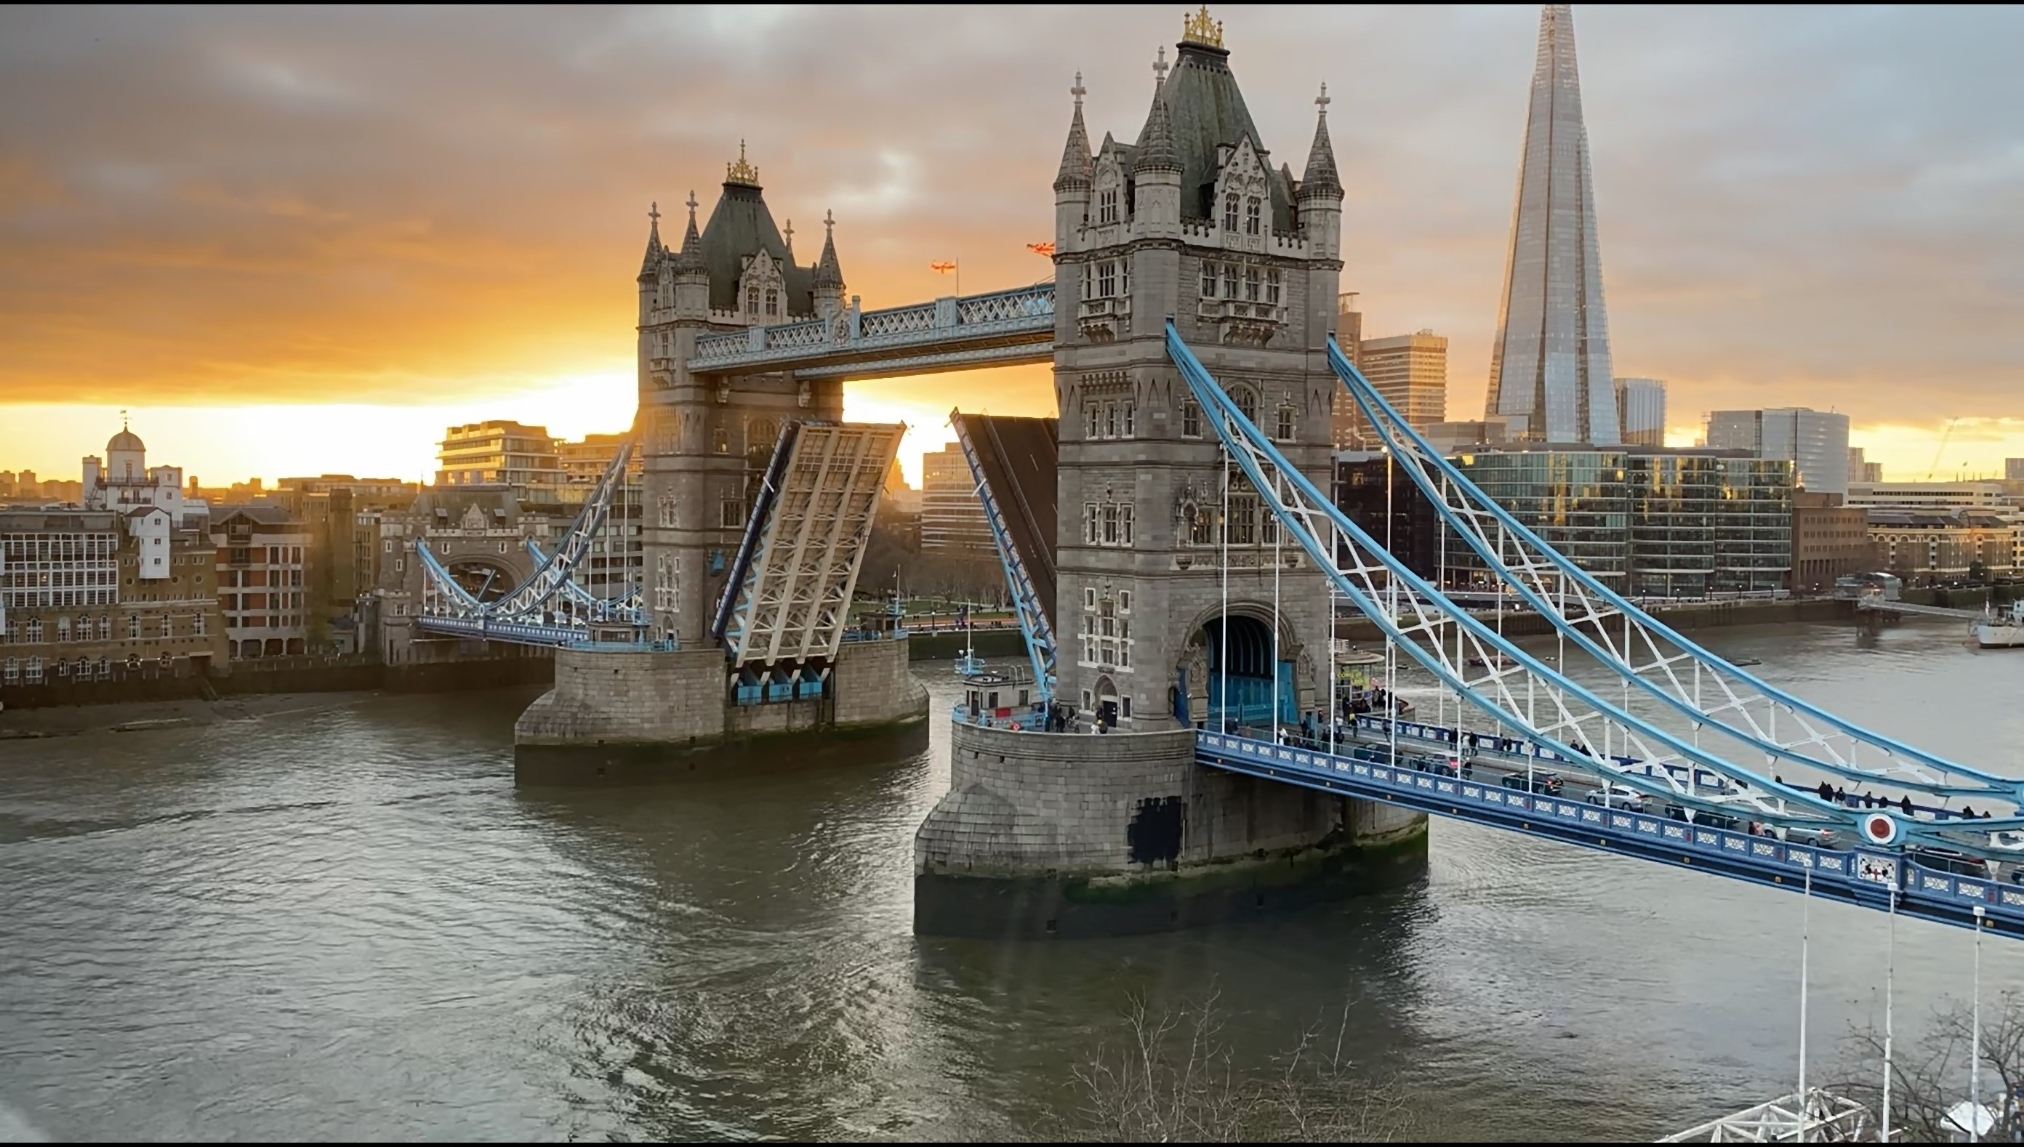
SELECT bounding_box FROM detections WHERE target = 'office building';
[0,508,227,688]
[1484,5,1619,444]
[210,506,312,659]
[1423,420,1511,456]
[1329,293,1365,446]
[919,443,991,553]
[1614,377,1666,446]
[1442,446,1793,597]
[1706,408,1850,496]
[1334,452,1441,581]
[1790,490,1874,595]
[1846,480,2010,511]
[1849,446,1884,485]
[1350,330,1448,441]
[882,459,922,518]
[436,421,565,494]
[2008,458,2024,482]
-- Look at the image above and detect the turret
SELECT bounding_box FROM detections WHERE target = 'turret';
[1053,73,1094,250]
[637,201,664,326]
[813,209,846,320]
[672,190,709,318]
[1297,84,1344,262]
[1130,57,1182,238]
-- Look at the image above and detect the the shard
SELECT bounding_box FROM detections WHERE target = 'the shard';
[1485,4,1618,445]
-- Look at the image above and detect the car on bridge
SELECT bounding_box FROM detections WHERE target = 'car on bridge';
[1910,847,1991,879]
[1782,826,1843,850]
[1584,784,1649,813]
[1500,771,1563,797]
[1409,755,1461,778]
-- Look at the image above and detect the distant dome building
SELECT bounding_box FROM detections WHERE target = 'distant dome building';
[83,416,191,527]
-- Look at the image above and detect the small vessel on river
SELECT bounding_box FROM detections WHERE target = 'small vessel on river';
[1973,599,2024,648]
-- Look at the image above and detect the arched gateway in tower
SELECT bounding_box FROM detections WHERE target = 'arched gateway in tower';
[913,8,1427,939]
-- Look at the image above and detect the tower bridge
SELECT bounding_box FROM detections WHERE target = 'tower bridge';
[404,6,2024,969]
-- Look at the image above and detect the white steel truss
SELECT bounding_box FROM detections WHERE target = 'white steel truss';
[1325,337,2024,830]
[1658,1088,1874,1142]
[723,422,902,668]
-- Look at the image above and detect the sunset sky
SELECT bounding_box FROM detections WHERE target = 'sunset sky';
[5,4,2024,487]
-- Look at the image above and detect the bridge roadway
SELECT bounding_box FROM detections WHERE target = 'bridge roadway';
[1191,725,2024,938]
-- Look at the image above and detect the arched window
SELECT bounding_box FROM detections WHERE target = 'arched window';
[1245,196,1261,235]
[1223,193,1239,232]
[1230,385,1259,425]
[1276,405,1296,441]
[764,289,779,316]
[1181,399,1202,438]
[746,287,760,313]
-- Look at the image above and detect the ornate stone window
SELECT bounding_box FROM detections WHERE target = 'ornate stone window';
[1200,263,1217,298]
[1084,504,1100,544]
[1245,196,1262,236]
[1223,193,1239,232]
[1276,405,1296,441]
[1266,268,1282,306]
[658,495,677,528]
[1096,261,1116,298]
[1104,403,1118,438]
[1085,403,1101,440]
[1182,399,1202,438]
[764,289,779,317]
[746,287,760,314]
[1230,384,1259,424]
[1220,262,1238,299]
[1244,266,1260,302]
[1098,188,1119,225]
[1228,492,1258,545]
[1122,402,1135,438]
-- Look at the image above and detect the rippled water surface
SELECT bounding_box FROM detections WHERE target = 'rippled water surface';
[4,618,2023,1140]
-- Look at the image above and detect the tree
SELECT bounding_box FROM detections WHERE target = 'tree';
[1828,989,2024,1142]
[1061,987,1415,1142]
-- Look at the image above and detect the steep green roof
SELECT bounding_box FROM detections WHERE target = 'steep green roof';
[1157,40,1295,229]
[699,181,815,315]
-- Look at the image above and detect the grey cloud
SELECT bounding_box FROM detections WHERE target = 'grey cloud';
[1,4,2022,425]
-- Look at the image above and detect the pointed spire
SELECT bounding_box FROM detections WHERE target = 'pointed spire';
[674,190,704,271]
[1133,80,1180,176]
[639,201,665,273]
[1298,82,1342,197]
[1053,72,1093,192]
[814,208,844,289]
[783,218,795,259]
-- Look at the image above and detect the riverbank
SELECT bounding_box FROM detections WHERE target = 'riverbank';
[0,691,382,739]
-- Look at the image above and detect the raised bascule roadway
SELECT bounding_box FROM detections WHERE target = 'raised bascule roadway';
[407,6,2023,949]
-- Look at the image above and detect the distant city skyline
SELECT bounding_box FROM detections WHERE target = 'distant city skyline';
[6,6,2024,482]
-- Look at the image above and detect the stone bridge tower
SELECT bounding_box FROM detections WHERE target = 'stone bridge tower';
[1051,12,1345,731]
[634,146,850,647]
[914,9,1425,940]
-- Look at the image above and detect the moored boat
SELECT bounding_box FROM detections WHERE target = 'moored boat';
[1973,599,2024,648]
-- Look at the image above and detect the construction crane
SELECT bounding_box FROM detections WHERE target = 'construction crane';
[1925,417,1961,480]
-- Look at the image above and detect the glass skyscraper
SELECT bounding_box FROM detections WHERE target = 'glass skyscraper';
[1485,5,1619,445]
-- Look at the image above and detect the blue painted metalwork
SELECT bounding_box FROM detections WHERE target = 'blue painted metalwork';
[1163,323,2024,866]
[949,410,1056,703]
[1324,335,2024,812]
[687,282,1054,378]
[1195,730,2024,938]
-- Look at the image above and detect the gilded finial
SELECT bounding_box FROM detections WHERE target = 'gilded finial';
[726,139,760,185]
[1181,4,1223,49]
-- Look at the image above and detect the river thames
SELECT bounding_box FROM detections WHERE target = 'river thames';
[3,616,2022,1140]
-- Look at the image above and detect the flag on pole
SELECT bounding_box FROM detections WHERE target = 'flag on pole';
[930,261,956,273]
[1026,242,1056,257]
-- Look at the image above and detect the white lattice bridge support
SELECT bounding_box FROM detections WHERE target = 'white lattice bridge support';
[716,421,904,679]
[688,282,1055,380]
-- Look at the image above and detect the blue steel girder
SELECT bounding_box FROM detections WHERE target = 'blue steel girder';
[1323,337,2024,815]
[1197,731,2024,940]
[1163,322,2016,860]
[950,409,1056,702]
[686,282,1054,380]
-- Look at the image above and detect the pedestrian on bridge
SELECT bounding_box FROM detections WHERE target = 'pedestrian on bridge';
[1900,794,1913,816]
[1817,781,1834,803]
